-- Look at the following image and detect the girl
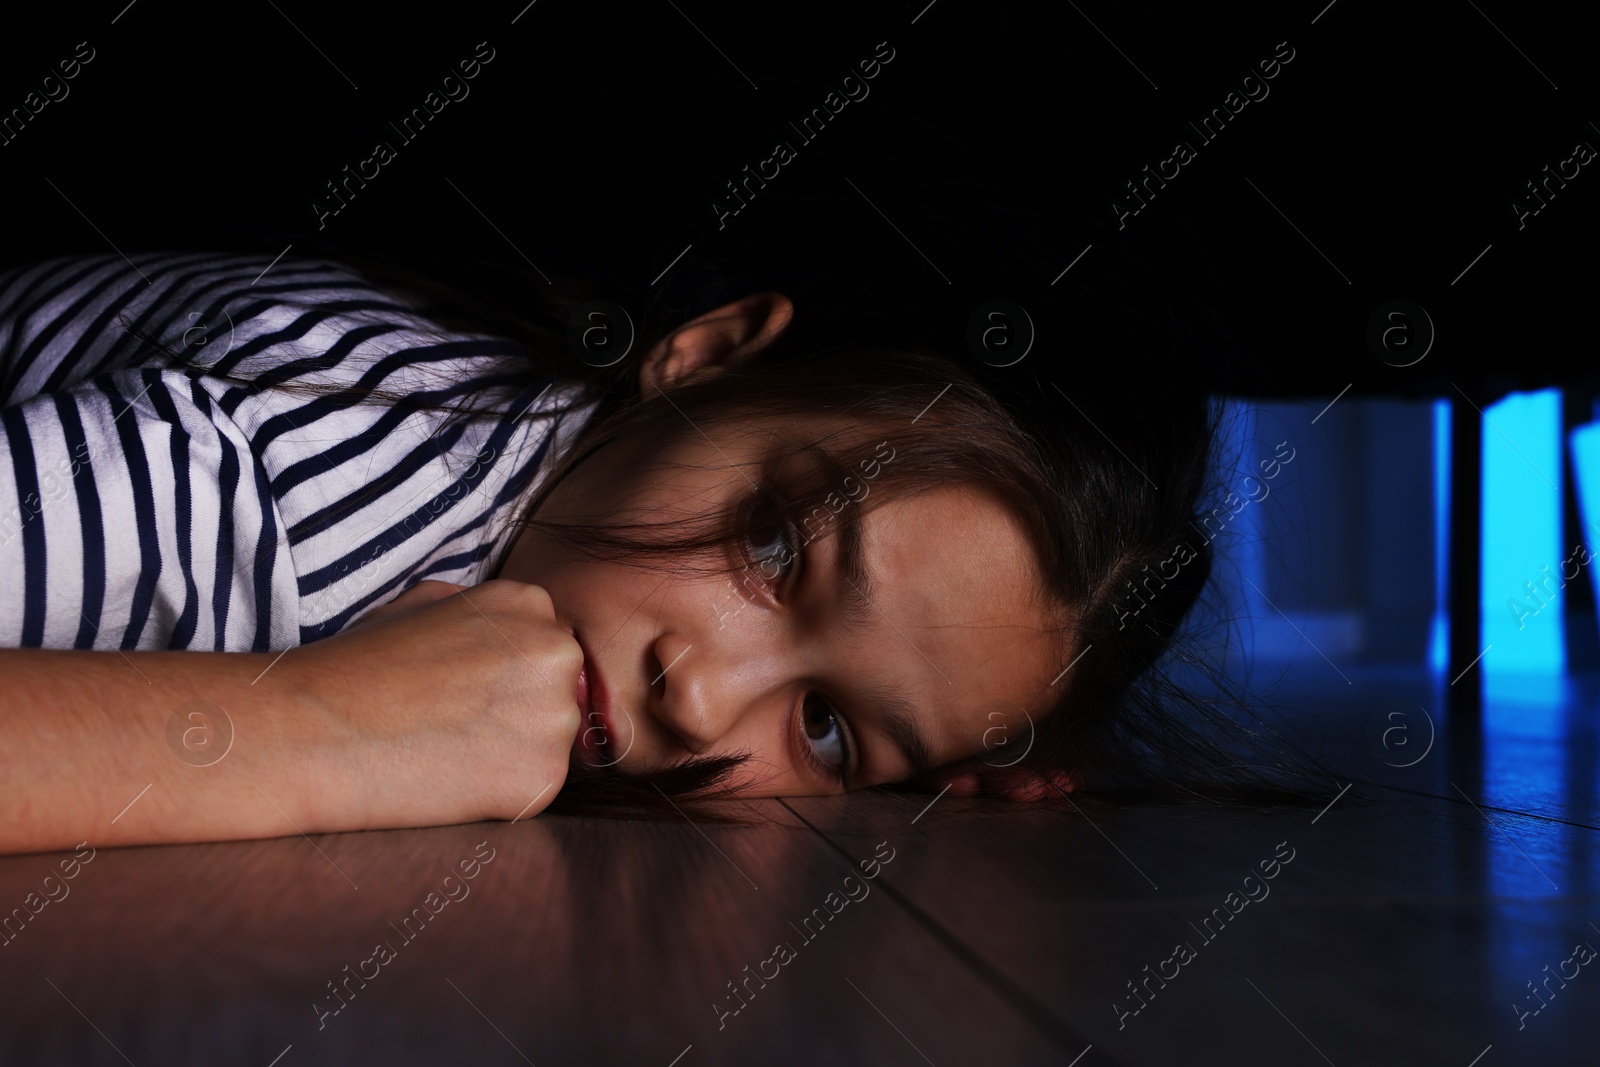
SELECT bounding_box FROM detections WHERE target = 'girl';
[0,248,1308,856]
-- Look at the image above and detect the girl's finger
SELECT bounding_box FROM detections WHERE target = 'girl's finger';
[916,764,1076,802]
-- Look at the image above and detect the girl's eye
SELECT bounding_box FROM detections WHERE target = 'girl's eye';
[801,692,852,783]
[745,492,802,587]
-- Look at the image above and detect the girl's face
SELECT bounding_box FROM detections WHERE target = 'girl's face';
[499,408,1070,796]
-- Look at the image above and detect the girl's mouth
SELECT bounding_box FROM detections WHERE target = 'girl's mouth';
[572,632,620,765]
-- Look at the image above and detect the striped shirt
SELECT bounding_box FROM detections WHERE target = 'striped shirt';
[0,251,596,652]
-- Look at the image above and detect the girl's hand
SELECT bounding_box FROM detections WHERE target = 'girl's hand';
[915,763,1078,802]
[350,579,470,627]
[288,579,584,831]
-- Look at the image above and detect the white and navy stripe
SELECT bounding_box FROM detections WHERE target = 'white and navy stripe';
[0,251,595,651]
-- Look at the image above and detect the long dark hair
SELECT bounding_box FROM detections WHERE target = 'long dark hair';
[510,332,1333,818]
[131,245,1337,819]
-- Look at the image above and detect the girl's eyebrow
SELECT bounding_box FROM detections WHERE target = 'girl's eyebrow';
[831,504,935,778]
[875,691,936,779]
[784,439,876,632]
[831,498,878,633]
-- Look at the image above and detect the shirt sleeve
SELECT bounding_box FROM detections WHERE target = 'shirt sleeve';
[0,249,576,652]
[0,252,341,650]
[0,363,300,651]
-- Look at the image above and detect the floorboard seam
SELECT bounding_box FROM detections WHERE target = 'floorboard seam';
[776,798,1125,1066]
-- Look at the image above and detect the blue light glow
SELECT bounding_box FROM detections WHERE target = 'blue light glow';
[1429,400,1449,674]
[1567,420,1600,608]
[1480,390,1563,674]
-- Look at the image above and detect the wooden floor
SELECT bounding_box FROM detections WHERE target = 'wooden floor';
[0,664,1594,1066]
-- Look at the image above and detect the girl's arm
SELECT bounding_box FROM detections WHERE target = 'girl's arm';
[0,580,583,855]
[2,644,325,853]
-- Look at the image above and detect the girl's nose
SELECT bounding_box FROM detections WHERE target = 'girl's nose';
[647,633,728,752]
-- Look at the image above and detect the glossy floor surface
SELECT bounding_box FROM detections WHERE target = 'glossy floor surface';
[0,665,1594,1066]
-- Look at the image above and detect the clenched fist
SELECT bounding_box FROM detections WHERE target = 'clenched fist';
[290,579,585,830]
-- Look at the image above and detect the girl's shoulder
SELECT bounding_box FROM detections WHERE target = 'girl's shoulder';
[0,250,594,651]
[0,249,542,408]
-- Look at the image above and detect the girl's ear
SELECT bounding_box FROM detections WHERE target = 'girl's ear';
[638,291,795,394]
